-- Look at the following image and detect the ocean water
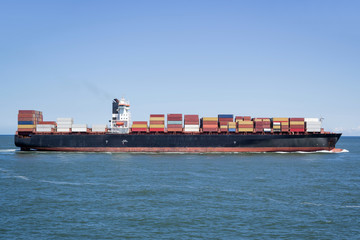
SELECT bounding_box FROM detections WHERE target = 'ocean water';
[0,135,359,239]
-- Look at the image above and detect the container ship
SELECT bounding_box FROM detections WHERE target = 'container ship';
[15,98,342,152]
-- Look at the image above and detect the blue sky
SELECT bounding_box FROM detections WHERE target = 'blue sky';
[1,0,359,135]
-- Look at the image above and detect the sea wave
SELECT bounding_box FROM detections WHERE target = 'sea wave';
[302,201,360,209]
[272,149,350,154]
[14,175,29,180]
[0,149,17,153]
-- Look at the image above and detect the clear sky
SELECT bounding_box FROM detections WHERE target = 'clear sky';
[1,0,359,135]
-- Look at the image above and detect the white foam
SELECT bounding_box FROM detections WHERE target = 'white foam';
[0,149,16,153]
[15,175,29,180]
[270,149,350,154]
[40,180,83,186]
[302,201,360,209]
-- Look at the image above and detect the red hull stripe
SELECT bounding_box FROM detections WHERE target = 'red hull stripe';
[33,147,333,152]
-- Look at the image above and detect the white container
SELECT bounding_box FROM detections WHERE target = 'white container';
[57,118,73,123]
[57,128,71,132]
[37,124,56,128]
[57,124,72,127]
[71,124,87,132]
[72,124,87,128]
[264,128,272,132]
[36,126,53,132]
[305,118,321,122]
[306,128,321,132]
[307,123,322,127]
[92,124,107,132]
[71,128,87,132]
[184,124,199,128]
[184,125,200,132]
[184,129,200,132]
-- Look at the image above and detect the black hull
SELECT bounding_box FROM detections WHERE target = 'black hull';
[14,133,342,152]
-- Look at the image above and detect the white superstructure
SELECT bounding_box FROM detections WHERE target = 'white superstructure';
[110,97,131,133]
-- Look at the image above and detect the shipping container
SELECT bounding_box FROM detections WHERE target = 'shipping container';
[38,121,57,125]
[92,124,108,132]
[18,124,36,129]
[238,128,253,132]
[131,128,148,132]
[149,117,165,121]
[167,121,182,125]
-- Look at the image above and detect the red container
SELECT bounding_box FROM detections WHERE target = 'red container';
[185,122,199,125]
[238,124,253,128]
[18,114,35,118]
[290,124,304,128]
[168,114,182,117]
[290,118,304,121]
[18,110,36,114]
[168,124,182,127]
[167,114,182,118]
[149,128,164,132]
[38,121,56,125]
[150,114,165,117]
[167,128,183,132]
[184,115,199,120]
[218,118,233,121]
[150,121,165,124]
[131,128,148,132]
[18,117,36,121]
[202,128,218,132]
[203,125,218,128]
[133,121,148,124]
[290,128,305,132]
[168,118,182,122]
[17,128,35,132]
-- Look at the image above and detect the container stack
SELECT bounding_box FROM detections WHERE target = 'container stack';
[228,122,236,132]
[305,118,322,132]
[262,118,271,132]
[290,118,305,132]
[281,120,289,132]
[131,121,148,132]
[272,118,289,133]
[92,124,108,133]
[149,114,165,132]
[71,124,88,133]
[167,114,183,132]
[253,119,263,133]
[57,118,73,132]
[201,117,218,132]
[218,114,233,132]
[36,121,56,133]
[17,110,43,133]
[235,116,251,121]
[237,119,254,132]
[184,115,199,132]
[253,118,271,132]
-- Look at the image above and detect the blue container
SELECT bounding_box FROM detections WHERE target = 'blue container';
[218,114,233,119]
[18,121,34,125]
[228,128,236,132]
[167,121,182,125]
